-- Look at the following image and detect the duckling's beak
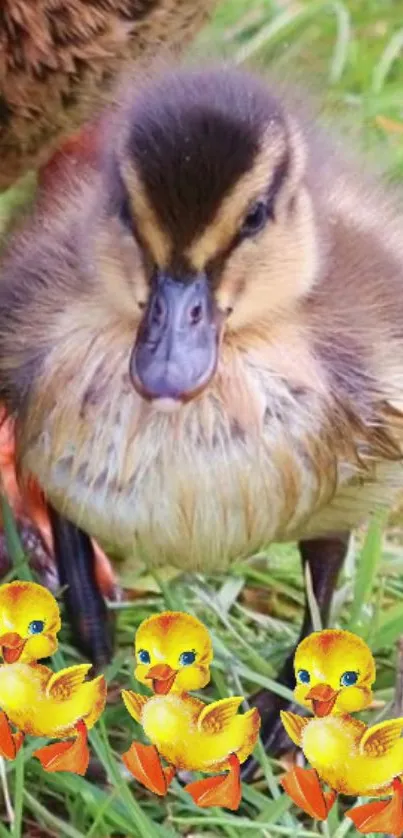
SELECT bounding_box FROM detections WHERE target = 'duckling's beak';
[130,271,224,403]
[0,632,26,664]
[306,683,339,717]
[146,663,177,695]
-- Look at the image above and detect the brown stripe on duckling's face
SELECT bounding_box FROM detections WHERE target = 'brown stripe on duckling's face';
[111,68,317,405]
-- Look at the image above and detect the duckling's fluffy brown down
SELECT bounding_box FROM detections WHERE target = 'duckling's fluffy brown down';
[1,66,403,575]
[0,0,217,188]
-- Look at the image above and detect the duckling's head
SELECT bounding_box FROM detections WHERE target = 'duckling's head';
[134,611,213,694]
[0,581,61,663]
[101,66,317,408]
[294,629,376,716]
[0,66,319,426]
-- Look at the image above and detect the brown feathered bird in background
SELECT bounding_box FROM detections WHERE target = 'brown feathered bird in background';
[2,64,403,771]
[0,0,217,189]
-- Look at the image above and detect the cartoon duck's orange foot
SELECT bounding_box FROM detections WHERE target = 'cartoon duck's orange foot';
[33,720,89,775]
[280,766,336,820]
[0,711,23,760]
[346,780,403,837]
[185,754,242,811]
[122,742,175,796]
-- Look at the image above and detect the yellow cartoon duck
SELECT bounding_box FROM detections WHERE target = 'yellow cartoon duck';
[0,580,106,774]
[121,611,260,810]
[280,629,403,836]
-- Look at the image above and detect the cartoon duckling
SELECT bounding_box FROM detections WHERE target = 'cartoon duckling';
[0,581,106,774]
[280,629,403,836]
[121,611,260,810]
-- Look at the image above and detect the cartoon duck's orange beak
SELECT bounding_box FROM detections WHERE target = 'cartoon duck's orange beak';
[0,632,26,664]
[306,684,339,717]
[146,664,177,695]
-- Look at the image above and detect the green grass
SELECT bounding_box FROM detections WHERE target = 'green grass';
[3,517,403,838]
[2,1,403,836]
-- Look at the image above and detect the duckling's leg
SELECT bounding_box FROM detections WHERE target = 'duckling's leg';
[33,719,89,775]
[242,533,349,779]
[49,507,114,669]
[280,766,336,820]
[185,753,242,811]
[0,712,23,760]
[122,742,175,795]
[346,779,403,836]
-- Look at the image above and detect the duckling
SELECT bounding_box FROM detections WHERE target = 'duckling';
[0,580,106,774]
[121,611,260,809]
[0,0,218,189]
[2,65,403,758]
[281,629,403,836]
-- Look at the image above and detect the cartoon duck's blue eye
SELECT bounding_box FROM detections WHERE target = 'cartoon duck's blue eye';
[179,651,196,666]
[340,671,358,687]
[297,669,310,684]
[28,620,45,635]
[138,649,151,664]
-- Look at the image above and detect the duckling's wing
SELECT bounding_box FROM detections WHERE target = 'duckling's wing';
[121,690,148,723]
[198,697,244,734]
[280,711,309,747]
[46,664,92,700]
[360,718,403,756]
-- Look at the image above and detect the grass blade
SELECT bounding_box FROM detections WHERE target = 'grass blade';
[373,28,403,93]
[0,494,33,581]
[348,512,386,631]
[328,1,351,83]
[11,750,24,838]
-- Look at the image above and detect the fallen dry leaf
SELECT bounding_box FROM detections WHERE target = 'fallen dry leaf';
[376,115,403,136]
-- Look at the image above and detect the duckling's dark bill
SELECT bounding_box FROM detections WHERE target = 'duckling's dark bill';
[130,272,222,402]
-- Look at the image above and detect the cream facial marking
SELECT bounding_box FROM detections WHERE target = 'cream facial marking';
[121,161,171,268]
[186,129,288,272]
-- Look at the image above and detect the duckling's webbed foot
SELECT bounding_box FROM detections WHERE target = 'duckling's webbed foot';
[346,779,403,837]
[242,533,349,780]
[280,766,336,820]
[0,711,23,760]
[122,742,175,796]
[33,719,89,775]
[185,753,242,811]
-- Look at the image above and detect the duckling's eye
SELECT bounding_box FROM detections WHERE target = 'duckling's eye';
[340,670,358,687]
[297,669,310,685]
[119,193,134,231]
[137,649,151,664]
[28,620,45,635]
[179,650,196,666]
[240,201,268,238]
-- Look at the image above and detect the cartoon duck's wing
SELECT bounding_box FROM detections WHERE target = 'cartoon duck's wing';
[280,711,309,747]
[121,689,149,723]
[46,664,92,700]
[360,718,403,756]
[198,697,244,734]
